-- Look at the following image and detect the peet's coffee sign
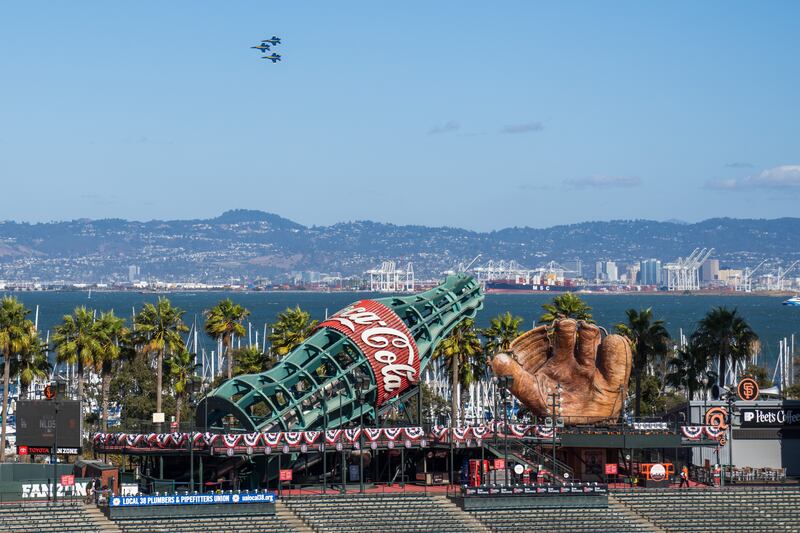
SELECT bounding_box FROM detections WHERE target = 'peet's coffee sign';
[740,408,800,427]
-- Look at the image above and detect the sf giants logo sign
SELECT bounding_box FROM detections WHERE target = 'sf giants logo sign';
[319,300,419,405]
[737,377,759,401]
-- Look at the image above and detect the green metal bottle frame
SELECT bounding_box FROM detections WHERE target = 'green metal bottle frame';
[197,274,483,432]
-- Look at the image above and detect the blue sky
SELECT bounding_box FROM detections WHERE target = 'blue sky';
[1,1,798,230]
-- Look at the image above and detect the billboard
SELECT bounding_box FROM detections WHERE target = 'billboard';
[16,400,82,450]
[740,408,800,428]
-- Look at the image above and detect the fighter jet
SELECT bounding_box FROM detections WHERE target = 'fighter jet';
[262,53,281,63]
[262,36,281,46]
[251,43,271,52]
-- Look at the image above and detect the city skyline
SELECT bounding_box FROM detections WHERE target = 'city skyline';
[1,2,798,230]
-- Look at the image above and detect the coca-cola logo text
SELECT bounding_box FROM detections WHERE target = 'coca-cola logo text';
[319,300,420,405]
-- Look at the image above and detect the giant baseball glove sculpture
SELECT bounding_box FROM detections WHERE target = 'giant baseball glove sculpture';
[491,319,632,424]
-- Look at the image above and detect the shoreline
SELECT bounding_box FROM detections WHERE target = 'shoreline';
[1,287,795,298]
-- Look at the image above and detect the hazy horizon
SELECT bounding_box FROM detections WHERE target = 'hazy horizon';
[1,209,797,232]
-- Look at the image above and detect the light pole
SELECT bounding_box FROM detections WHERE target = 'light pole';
[496,376,514,485]
[322,387,329,494]
[356,376,369,493]
[188,376,202,493]
[550,383,562,479]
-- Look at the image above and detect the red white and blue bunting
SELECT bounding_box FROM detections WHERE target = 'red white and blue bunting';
[92,424,560,451]
[680,425,725,441]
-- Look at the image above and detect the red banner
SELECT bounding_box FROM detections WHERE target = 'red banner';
[493,459,505,470]
[60,474,75,486]
[605,463,618,475]
[317,300,420,406]
[279,469,293,482]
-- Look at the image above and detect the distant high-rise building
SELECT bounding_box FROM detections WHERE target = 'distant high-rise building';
[626,263,640,285]
[595,261,618,282]
[562,259,582,279]
[701,259,720,282]
[639,259,661,286]
[128,265,140,283]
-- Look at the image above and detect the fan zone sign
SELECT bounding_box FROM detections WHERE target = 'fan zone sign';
[111,492,276,507]
[318,300,420,405]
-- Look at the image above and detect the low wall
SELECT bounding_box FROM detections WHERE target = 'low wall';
[459,494,608,510]
[109,501,276,519]
[107,492,277,519]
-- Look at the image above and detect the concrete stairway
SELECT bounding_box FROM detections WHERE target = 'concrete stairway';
[82,504,123,533]
[431,495,490,533]
[275,500,313,533]
[606,494,663,533]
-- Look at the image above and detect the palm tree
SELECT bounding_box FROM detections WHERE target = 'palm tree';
[133,298,188,431]
[232,345,275,375]
[481,312,523,357]
[15,334,51,400]
[665,342,717,400]
[94,311,128,431]
[52,306,101,401]
[432,318,483,426]
[0,296,35,461]
[616,308,671,417]
[691,306,758,396]
[539,293,593,323]
[165,346,196,426]
[267,306,318,357]
[204,299,250,380]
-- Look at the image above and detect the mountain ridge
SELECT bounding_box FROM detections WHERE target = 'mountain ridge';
[1,211,798,282]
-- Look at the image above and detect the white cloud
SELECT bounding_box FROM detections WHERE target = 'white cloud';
[706,165,800,190]
[500,122,543,134]
[564,175,641,189]
[428,120,461,135]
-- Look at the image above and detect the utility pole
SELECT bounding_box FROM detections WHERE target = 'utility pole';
[550,383,562,479]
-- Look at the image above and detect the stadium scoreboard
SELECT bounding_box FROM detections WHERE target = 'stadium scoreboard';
[16,400,82,453]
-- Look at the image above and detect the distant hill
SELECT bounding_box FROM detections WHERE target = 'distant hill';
[1,211,798,282]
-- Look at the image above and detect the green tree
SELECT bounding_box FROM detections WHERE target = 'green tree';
[637,374,685,416]
[110,353,176,432]
[665,342,718,401]
[433,318,484,426]
[94,311,128,431]
[267,306,318,357]
[691,307,758,396]
[0,297,35,460]
[616,308,671,417]
[204,299,250,380]
[52,306,101,401]
[133,298,189,431]
[539,293,593,323]
[14,334,51,400]
[786,383,800,400]
[743,364,772,389]
[481,312,523,357]
[165,346,196,426]
[232,345,275,375]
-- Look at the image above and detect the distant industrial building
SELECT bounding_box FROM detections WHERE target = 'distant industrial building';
[595,261,618,283]
[638,259,661,286]
[701,259,720,282]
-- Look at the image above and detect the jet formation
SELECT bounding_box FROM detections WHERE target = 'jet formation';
[251,36,282,63]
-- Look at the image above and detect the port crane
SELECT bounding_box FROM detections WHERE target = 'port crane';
[766,261,799,291]
[665,247,714,291]
[736,259,767,292]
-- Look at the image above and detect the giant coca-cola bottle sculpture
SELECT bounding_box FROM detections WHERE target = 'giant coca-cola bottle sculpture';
[197,274,483,432]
